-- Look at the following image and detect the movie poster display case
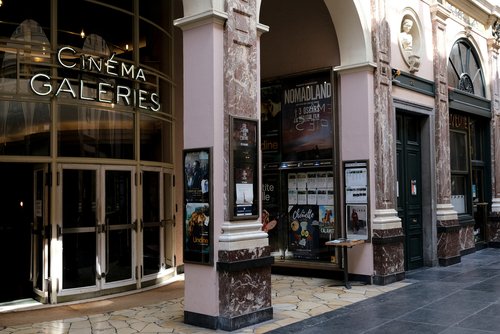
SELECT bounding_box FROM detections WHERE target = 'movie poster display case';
[229,116,259,220]
[183,147,213,265]
[261,69,339,264]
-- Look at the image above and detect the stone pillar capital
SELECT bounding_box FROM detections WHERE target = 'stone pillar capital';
[257,23,270,35]
[174,9,228,31]
[219,221,268,249]
[430,3,451,24]
[372,209,402,229]
[436,203,458,221]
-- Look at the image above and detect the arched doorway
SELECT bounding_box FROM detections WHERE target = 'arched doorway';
[259,0,371,270]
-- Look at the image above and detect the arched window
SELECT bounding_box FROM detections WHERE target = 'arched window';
[447,39,490,239]
[447,39,485,97]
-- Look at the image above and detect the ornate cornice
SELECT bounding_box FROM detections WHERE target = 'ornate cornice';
[431,3,451,24]
[447,0,497,26]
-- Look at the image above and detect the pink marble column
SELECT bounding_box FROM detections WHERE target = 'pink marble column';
[431,4,460,265]
[175,8,227,329]
[217,1,273,330]
[176,0,272,331]
[371,0,405,285]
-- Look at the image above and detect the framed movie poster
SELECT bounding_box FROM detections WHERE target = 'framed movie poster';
[281,70,333,162]
[230,116,259,220]
[183,147,213,265]
[344,161,370,241]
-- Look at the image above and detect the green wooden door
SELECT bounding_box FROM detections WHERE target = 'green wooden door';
[396,114,423,270]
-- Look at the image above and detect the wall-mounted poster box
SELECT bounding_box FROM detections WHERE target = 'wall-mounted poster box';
[344,161,370,241]
[183,147,213,265]
[230,116,259,220]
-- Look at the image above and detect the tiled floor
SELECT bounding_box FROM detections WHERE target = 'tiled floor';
[0,274,408,333]
[3,248,500,333]
[268,248,500,334]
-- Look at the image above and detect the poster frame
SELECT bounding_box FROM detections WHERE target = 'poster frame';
[183,147,213,265]
[229,115,259,220]
[343,160,370,241]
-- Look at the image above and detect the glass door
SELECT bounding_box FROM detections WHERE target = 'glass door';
[163,171,175,269]
[61,167,98,291]
[100,167,136,287]
[59,165,136,294]
[472,168,487,243]
[32,166,49,301]
[142,169,163,277]
[141,168,174,280]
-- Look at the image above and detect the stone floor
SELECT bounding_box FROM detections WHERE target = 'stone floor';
[4,247,493,334]
[0,274,409,333]
[268,247,500,334]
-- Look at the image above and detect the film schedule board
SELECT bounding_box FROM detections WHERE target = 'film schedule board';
[344,161,369,241]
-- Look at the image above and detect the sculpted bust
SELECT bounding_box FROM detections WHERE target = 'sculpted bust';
[399,16,421,73]
[400,18,414,51]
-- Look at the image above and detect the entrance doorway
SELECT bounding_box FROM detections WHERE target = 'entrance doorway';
[142,168,175,279]
[0,164,34,302]
[396,113,423,270]
[0,163,174,304]
[58,165,136,294]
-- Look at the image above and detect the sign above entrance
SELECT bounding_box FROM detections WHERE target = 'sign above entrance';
[29,46,161,112]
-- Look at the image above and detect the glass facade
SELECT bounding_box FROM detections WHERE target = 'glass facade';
[0,0,175,304]
[0,0,174,162]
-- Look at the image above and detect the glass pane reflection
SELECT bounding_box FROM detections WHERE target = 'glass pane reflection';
[105,170,132,282]
[140,114,172,163]
[62,168,97,289]
[143,171,161,275]
[63,232,97,289]
[58,105,134,159]
[0,100,50,156]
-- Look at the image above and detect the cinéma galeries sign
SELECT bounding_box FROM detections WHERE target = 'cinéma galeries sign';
[29,46,160,112]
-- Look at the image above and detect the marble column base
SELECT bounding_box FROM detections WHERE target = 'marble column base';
[437,218,461,266]
[184,247,273,331]
[487,212,500,247]
[459,220,475,256]
[216,246,273,331]
[491,198,500,213]
[372,227,405,285]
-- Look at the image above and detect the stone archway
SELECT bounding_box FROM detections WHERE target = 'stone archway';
[181,0,371,68]
[323,0,373,67]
